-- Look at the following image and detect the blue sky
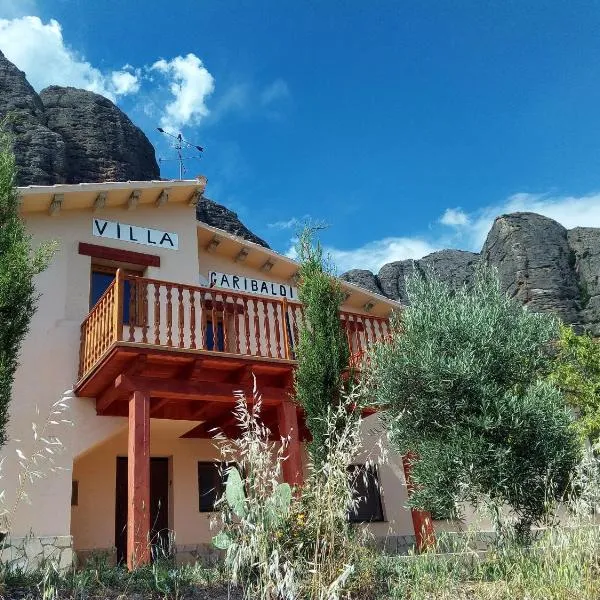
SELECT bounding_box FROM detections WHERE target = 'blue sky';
[2,1,600,272]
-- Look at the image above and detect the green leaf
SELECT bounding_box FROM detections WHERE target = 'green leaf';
[225,466,247,518]
[273,482,292,515]
[212,531,233,550]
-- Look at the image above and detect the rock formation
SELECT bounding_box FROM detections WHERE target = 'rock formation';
[196,196,270,248]
[0,50,67,185]
[0,50,158,185]
[39,86,159,184]
[0,50,264,247]
[342,212,600,335]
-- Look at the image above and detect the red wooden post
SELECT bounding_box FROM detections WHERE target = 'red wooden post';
[402,453,435,552]
[277,400,303,488]
[127,390,151,570]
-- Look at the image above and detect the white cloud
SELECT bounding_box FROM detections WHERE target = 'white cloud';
[440,207,470,227]
[260,79,290,106]
[151,53,215,132]
[110,69,140,95]
[0,16,140,101]
[325,237,439,273]
[268,215,311,230]
[286,236,439,273]
[449,191,600,252]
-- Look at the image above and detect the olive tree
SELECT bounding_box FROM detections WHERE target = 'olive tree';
[367,266,581,539]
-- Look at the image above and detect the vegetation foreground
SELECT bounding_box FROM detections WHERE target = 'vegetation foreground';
[1,520,600,599]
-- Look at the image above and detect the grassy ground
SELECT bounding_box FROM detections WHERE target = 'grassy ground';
[1,524,599,599]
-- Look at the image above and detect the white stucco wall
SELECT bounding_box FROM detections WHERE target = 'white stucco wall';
[2,193,416,552]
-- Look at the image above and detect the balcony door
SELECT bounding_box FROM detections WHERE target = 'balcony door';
[90,265,143,324]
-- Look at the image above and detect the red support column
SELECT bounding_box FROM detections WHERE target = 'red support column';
[402,453,435,552]
[278,400,304,488]
[127,390,151,570]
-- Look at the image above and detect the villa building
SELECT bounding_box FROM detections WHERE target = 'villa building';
[2,179,429,570]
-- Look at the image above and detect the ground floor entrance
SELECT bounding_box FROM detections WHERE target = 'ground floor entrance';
[115,457,170,564]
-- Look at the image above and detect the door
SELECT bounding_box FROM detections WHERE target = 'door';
[115,457,171,564]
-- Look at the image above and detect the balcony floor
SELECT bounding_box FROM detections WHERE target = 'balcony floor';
[75,342,298,425]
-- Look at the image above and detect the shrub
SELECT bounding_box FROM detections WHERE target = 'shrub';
[366,266,582,539]
[294,226,350,467]
[550,323,600,444]
[212,385,377,600]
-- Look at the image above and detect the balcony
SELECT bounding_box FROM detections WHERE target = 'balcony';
[75,270,390,422]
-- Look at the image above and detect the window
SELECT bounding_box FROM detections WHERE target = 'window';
[198,462,238,512]
[347,465,384,523]
[205,320,225,352]
[71,480,79,506]
[90,265,143,324]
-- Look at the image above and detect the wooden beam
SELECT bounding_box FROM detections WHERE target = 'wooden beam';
[78,242,160,268]
[402,453,435,551]
[93,192,107,212]
[127,354,148,376]
[176,358,203,380]
[48,193,63,216]
[278,399,303,488]
[96,375,126,414]
[150,397,172,416]
[155,188,170,207]
[127,189,141,210]
[115,375,285,404]
[190,402,223,421]
[127,390,150,570]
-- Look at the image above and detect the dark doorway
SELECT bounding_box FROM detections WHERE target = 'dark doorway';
[115,457,170,564]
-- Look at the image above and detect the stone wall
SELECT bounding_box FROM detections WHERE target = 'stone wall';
[1,535,73,572]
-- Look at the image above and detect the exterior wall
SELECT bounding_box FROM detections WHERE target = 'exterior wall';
[70,414,416,556]
[3,195,417,559]
[1,535,74,572]
[2,203,200,541]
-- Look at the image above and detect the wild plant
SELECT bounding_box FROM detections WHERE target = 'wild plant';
[0,396,71,537]
[211,381,381,600]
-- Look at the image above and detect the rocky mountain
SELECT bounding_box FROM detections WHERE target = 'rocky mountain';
[197,196,270,248]
[1,52,599,325]
[342,212,600,335]
[0,50,159,185]
[0,50,267,247]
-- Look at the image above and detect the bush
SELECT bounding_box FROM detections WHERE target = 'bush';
[366,266,582,539]
[294,227,350,467]
[212,386,378,600]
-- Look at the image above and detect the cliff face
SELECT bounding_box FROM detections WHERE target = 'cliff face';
[342,212,600,335]
[0,50,266,248]
[0,50,159,185]
[3,51,600,325]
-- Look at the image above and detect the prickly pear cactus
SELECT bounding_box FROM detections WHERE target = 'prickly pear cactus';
[225,466,247,518]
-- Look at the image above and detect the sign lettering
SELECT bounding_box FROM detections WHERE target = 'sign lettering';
[92,219,178,250]
[208,271,297,299]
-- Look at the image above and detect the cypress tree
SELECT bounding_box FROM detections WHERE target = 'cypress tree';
[0,126,55,447]
[294,227,350,466]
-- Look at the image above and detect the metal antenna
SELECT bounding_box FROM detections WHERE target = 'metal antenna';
[156,128,204,180]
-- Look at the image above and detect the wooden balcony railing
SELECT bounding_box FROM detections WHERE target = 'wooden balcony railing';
[78,270,391,380]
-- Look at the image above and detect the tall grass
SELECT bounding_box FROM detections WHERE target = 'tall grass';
[211,383,381,600]
[377,446,600,600]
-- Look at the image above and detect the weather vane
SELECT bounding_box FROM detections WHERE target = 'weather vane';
[156,128,204,180]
